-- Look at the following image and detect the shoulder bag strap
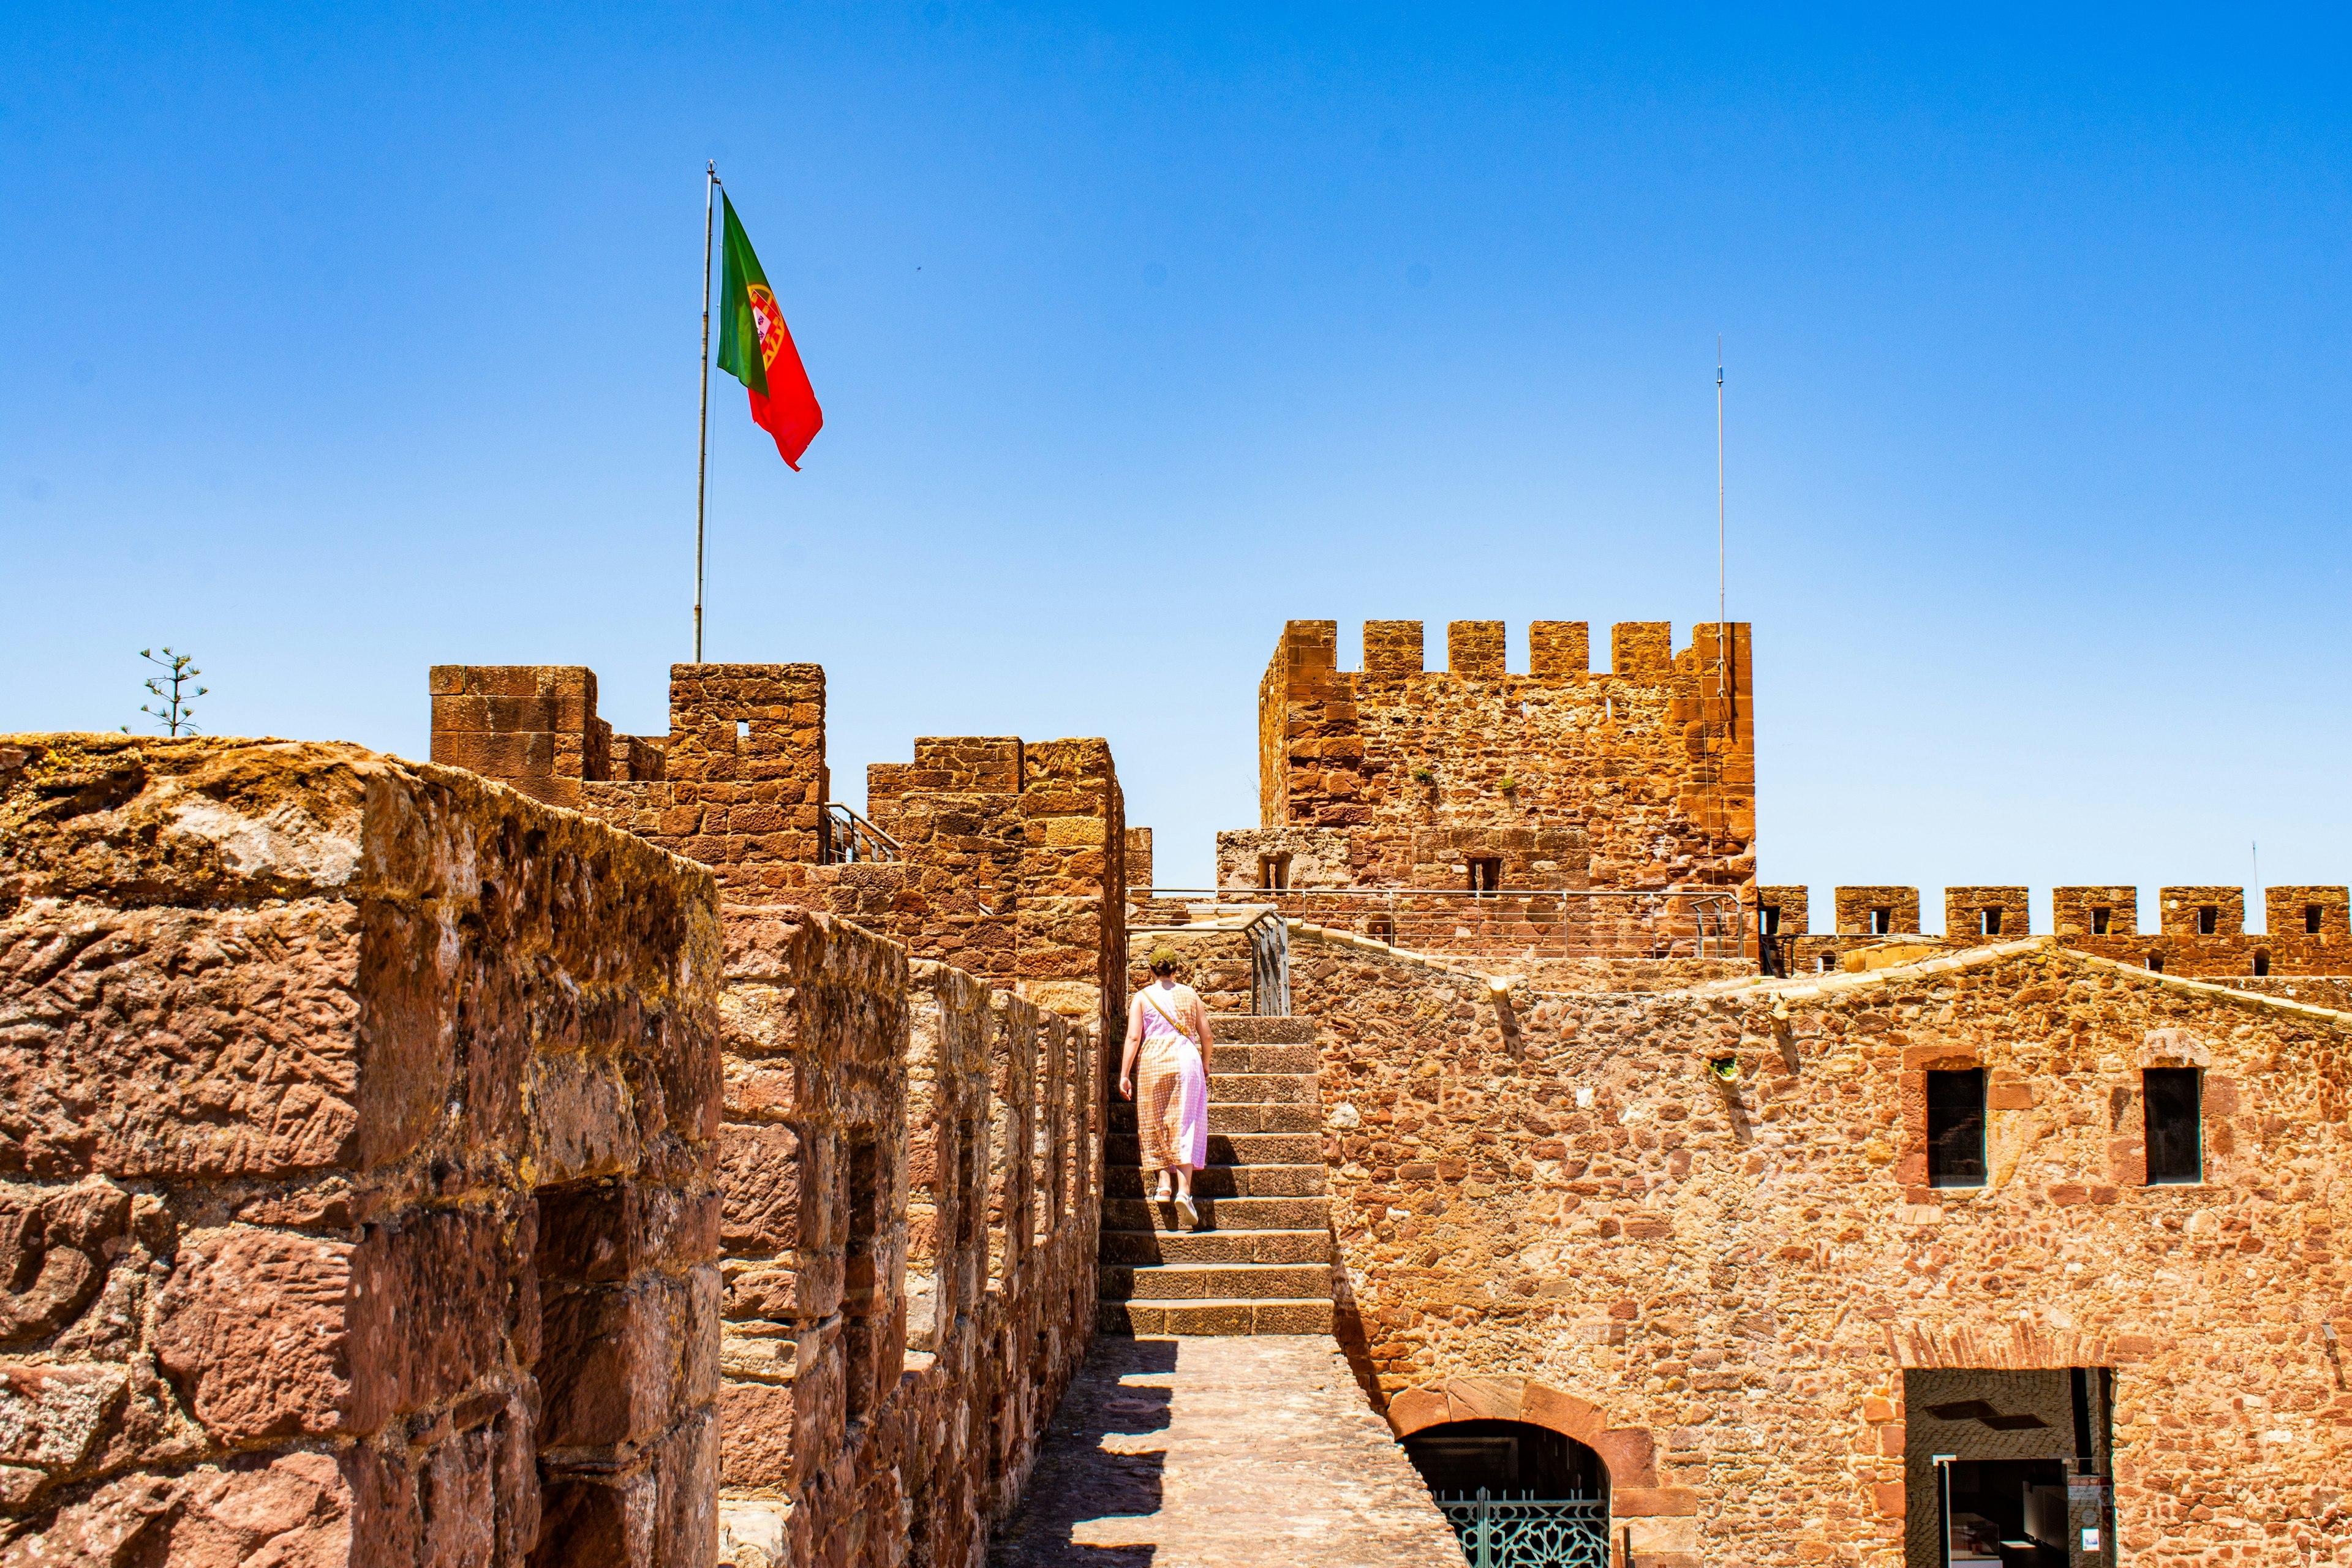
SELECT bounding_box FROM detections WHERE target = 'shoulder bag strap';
[1140,988,1196,1044]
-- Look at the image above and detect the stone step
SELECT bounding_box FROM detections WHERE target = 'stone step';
[1105,1164,1325,1200]
[1098,1227,1332,1266]
[1098,1297,1334,1335]
[1197,1042,1316,1074]
[1109,1100,1319,1135]
[1100,1261,1333,1302]
[1101,1196,1329,1232]
[1205,1016,1316,1046]
[1205,1071,1319,1105]
[1106,1131,1322,1167]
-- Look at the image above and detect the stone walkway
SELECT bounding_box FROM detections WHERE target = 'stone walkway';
[987,1335,1468,1568]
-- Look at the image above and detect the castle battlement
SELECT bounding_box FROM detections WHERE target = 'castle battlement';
[1268,617,1750,682]
[1752,880,2352,979]
[1250,617,1754,895]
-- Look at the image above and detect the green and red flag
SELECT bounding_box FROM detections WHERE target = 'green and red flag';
[715,194,823,469]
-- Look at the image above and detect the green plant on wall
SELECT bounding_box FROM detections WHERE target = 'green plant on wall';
[1498,774,1519,794]
[1410,766,1435,785]
[126,647,207,736]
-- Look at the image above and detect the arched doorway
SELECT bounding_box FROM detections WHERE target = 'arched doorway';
[1402,1419,1610,1567]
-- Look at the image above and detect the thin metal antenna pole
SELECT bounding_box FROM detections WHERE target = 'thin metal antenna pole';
[1713,337,1732,951]
[1716,335,1727,701]
[695,162,717,663]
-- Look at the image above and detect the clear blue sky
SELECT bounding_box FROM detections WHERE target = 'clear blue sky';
[6,5,2348,929]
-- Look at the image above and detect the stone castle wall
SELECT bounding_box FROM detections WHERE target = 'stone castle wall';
[1248,618,1754,892]
[429,674,1129,1048]
[1281,925,2350,1566]
[709,913,1101,1568]
[424,662,1120,1567]
[1759,881,2352,980]
[0,734,723,1564]
[1,704,1111,1567]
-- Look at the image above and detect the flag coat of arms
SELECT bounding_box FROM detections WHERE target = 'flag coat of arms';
[715,195,823,469]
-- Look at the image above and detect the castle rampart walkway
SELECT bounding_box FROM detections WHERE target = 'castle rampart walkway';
[987,1335,1463,1568]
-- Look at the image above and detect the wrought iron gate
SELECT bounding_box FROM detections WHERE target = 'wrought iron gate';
[1434,1490,1609,1568]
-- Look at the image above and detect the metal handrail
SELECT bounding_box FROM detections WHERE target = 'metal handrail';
[1243,908,1290,1016]
[821,802,904,865]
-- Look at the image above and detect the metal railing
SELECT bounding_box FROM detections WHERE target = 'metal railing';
[1433,1491,1608,1568]
[1133,886,1747,961]
[821,802,903,865]
[1243,908,1290,1015]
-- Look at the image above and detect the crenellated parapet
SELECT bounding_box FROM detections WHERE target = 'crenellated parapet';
[1253,618,1754,895]
[1753,881,2352,980]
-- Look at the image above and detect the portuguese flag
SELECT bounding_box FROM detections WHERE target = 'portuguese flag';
[715,194,824,469]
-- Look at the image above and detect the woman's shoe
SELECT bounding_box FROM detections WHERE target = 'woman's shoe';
[1175,1195,1200,1231]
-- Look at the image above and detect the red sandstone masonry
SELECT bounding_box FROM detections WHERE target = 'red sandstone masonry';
[1769,881,2352,979]
[1247,618,1754,896]
[425,663,1115,1567]
[0,733,723,1567]
[709,911,1103,1568]
[1282,927,2352,1567]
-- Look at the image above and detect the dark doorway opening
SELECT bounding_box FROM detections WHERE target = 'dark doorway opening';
[1403,1419,1608,1566]
[1943,1458,2070,1566]
[1904,1368,2115,1568]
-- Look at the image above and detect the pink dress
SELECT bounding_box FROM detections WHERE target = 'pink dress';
[1136,984,1210,1173]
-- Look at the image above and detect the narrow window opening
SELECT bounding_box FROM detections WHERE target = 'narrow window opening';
[2253,949,2271,976]
[1258,853,1291,891]
[736,719,751,741]
[1817,952,1837,974]
[1367,914,1395,945]
[2147,952,2165,973]
[2307,903,2324,935]
[1978,907,2002,937]
[1869,906,1893,937]
[843,1131,881,1427]
[1758,904,1781,937]
[2090,906,2112,935]
[2196,905,2218,935]
[1467,857,1502,897]
[1926,1068,1986,1188]
[2143,1068,2201,1184]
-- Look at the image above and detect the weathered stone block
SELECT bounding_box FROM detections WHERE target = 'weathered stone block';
[154,1229,355,1444]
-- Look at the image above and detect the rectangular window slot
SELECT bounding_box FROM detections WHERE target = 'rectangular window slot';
[2147,952,2165,972]
[2090,906,2112,935]
[736,719,751,740]
[2196,905,2219,935]
[844,1131,881,1425]
[1978,907,2002,937]
[1818,952,1837,973]
[1367,915,1395,944]
[1468,858,1502,896]
[1869,907,1893,936]
[1926,1068,1986,1188]
[1759,905,1781,936]
[2308,904,2324,935]
[2143,1068,2201,1184]
[1259,853,1291,891]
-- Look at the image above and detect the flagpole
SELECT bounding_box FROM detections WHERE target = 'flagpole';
[695,162,717,663]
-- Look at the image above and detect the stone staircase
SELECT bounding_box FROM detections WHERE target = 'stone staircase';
[1099,1016,1335,1334]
